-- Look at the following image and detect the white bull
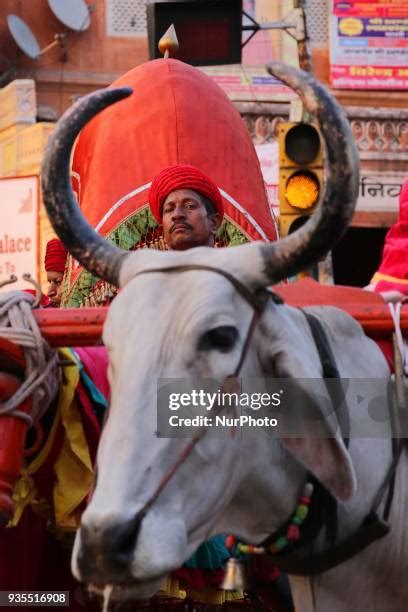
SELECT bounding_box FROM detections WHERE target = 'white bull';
[41,63,408,611]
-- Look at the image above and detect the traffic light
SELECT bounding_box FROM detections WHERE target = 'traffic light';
[278,122,323,237]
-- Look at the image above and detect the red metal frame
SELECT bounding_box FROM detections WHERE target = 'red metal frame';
[33,282,408,347]
[275,279,408,339]
[0,280,406,519]
[0,373,29,525]
[0,284,406,357]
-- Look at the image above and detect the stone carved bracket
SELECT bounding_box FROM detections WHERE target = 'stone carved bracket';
[350,117,408,155]
[236,101,408,157]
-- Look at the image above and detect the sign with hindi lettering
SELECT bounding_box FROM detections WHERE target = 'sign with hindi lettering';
[357,172,404,211]
[0,176,39,291]
[330,0,408,89]
[201,67,294,101]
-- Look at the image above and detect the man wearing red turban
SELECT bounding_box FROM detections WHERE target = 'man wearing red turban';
[149,164,223,251]
[44,238,68,307]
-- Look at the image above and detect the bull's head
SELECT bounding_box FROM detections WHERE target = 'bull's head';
[41,63,360,600]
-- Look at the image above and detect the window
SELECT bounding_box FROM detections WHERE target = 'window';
[106,0,147,37]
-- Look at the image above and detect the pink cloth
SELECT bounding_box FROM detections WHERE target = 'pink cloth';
[74,347,110,401]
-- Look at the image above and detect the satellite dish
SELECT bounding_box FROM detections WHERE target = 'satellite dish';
[7,14,67,61]
[7,15,40,60]
[48,0,91,32]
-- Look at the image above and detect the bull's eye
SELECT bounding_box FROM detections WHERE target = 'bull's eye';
[198,326,238,352]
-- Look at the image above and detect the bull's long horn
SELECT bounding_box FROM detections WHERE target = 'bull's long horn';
[41,88,133,287]
[258,63,359,284]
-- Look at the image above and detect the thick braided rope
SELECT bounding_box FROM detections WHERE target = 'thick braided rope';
[0,292,60,425]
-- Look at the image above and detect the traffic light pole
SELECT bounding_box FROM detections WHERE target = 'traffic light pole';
[292,0,312,73]
[242,0,312,73]
[243,2,332,283]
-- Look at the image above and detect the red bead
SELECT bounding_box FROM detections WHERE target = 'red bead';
[287,524,300,541]
[225,535,236,549]
[299,496,311,505]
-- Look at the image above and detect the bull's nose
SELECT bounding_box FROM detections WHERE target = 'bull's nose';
[77,512,143,583]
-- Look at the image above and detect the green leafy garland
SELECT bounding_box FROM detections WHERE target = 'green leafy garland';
[60,206,249,308]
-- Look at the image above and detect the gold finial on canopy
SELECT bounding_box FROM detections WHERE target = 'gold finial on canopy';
[158,24,179,58]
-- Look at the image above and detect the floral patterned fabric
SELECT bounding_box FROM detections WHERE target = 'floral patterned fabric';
[60,207,249,308]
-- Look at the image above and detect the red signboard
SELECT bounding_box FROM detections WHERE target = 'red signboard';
[330,0,408,89]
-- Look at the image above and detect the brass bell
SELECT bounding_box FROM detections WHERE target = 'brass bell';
[221,557,246,591]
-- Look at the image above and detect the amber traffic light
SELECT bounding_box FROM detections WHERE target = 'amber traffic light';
[278,122,323,237]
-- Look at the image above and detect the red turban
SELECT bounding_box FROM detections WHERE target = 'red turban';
[149,164,224,223]
[369,180,408,296]
[44,239,68,273]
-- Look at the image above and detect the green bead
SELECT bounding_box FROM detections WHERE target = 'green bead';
[274,536,288,550]
[296,504,309,520]
[293,516,302,525]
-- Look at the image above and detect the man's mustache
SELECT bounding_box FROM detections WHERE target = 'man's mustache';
[170,222,193,233]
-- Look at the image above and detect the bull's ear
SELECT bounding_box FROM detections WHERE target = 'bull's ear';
[258,308,356,501]
[280,436,356,501]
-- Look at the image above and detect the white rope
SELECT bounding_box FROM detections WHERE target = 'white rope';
[0,292,60,425]
[388,302,408,376]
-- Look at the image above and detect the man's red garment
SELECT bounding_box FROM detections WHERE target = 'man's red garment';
[369,180,408,296]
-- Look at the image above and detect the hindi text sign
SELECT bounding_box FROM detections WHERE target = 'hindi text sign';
[330,0,408,89]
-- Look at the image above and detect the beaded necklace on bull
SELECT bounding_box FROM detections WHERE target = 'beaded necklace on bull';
[221,482,313,591]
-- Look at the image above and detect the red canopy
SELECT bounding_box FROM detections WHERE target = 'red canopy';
[64,59,277,306]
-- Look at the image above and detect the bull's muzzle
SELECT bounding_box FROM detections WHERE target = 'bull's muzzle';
[77,513,142,585]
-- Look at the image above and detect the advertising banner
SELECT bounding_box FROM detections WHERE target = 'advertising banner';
[202,67,294,101]
[0,175,39,291]
[330,0,408,89]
